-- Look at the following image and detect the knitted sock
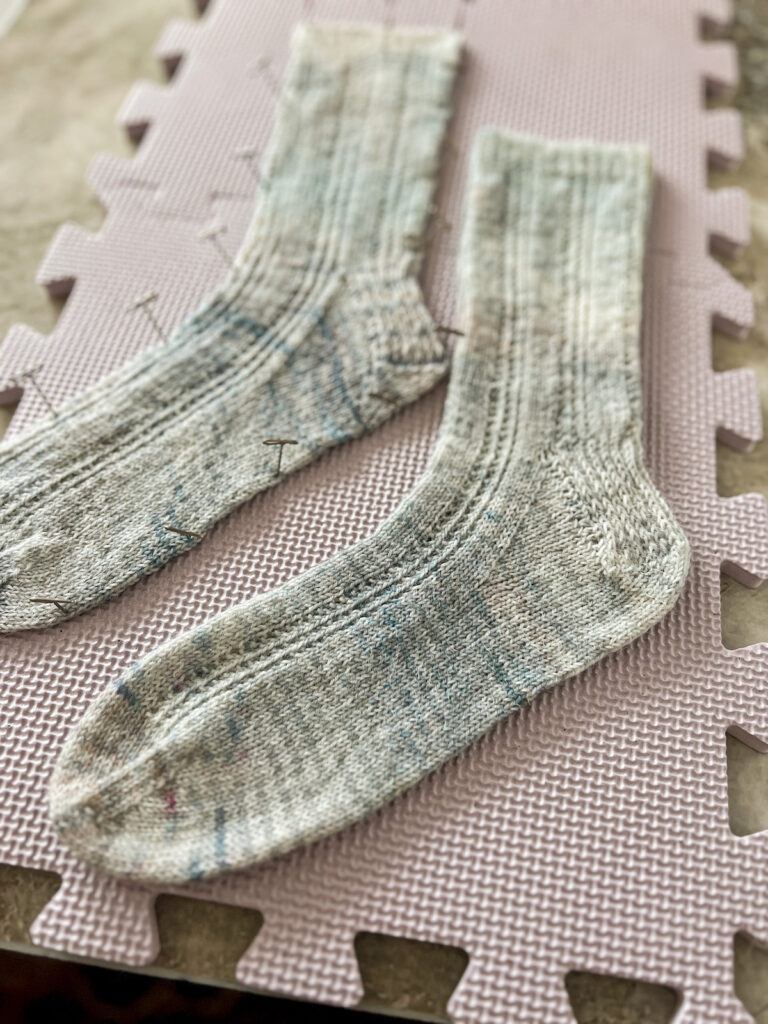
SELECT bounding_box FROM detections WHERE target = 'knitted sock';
[49,132,690,883]
[0,22,461,632]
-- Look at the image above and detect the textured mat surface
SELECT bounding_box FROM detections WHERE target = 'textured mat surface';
[0,0,765,1021]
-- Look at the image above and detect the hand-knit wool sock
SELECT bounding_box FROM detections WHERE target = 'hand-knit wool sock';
[49,131,690,883]
[0,22,461,632]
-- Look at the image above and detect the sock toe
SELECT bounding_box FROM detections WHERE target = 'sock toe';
[49,739,183,882]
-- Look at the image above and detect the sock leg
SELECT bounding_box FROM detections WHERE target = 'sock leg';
[0,22,461,632]
[49,132,689,883]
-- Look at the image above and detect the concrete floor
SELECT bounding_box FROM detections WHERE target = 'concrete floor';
[1,0,768,1020]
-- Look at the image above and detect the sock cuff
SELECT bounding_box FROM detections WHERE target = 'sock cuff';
[472,128,653,186]
[292,20,463,64]
[457,130,654,450]
[241,21,462,273]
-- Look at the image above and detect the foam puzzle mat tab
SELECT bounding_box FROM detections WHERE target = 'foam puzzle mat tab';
[1,0,767,1020]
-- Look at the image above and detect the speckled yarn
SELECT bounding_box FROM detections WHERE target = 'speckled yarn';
[49,131,690,883]
[0,22,461,632]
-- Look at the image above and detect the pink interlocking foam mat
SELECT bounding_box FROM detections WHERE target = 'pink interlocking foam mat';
[1,0,766,1020]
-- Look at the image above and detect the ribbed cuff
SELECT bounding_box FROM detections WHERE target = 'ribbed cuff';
[459,130,653,447]
[246,21,462,271]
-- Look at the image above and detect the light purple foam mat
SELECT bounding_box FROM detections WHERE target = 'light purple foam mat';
[0,0,766,1020]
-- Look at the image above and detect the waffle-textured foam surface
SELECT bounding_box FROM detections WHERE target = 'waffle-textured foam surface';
[1,1,766,1020]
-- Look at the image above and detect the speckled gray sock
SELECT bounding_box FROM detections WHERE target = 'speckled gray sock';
[0,22,461,632]
[49,131,690,883]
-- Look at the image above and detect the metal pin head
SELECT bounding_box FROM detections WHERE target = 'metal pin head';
[31,597,71,614]
[127,291,159,311]
[198,221,227,241]
[250,54,280,96]
[165,525,203,541]
[209,187,242,203]
[370,391,399,406]
[263,438,299,476]
[10,364,57,417]
[128,291,167,342]
[9,362,43,385]
[198,221,230,266]
[235,146,262,183]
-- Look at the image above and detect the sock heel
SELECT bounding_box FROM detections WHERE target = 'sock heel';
[339,269,448,405]
[549,438,690,592]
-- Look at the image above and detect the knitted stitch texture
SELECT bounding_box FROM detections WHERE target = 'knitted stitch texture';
[0,22,460,632]
[49,131,690,883]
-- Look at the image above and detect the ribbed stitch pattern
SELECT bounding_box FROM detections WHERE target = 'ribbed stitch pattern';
[49,131,690,883]
[0,21,460,632]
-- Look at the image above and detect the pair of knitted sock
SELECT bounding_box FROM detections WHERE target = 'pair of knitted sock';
[7,22,689,882]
